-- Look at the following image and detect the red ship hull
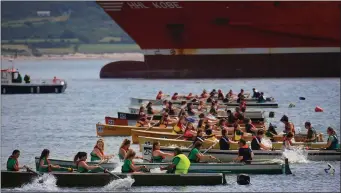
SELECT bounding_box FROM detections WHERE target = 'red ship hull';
[97,1,341,78]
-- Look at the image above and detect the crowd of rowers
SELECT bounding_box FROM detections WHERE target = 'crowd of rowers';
[7,124,339,175]
[157,88,270,104]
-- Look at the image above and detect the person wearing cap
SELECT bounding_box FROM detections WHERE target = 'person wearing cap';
[280,115,295,135]
[234,139,254,164]
[251,130,271,150]
[304,122,317,143]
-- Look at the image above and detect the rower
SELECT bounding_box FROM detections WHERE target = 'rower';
[188,141,216,163]
[265,124,278,142]
[136,117,150,127]
[184,122,197,140]
[38,149,60,173]
[210,89,217,96]
[121,149,148,173]
[90,139,114,162]
[217,119,228,131]
[151,141,174,163]
[324,127,340,150]
[156,91,164,100]
[205,129,218,143]
[239,96,246,113]
[193,129,205,145]
[227,89,234,99]
[186,93,194,100]
[186,103,196,116]
[217,89,224,100]
[257,92,266,103]
[283,132,294,150]
[119,139,143,161]
[226,110,236,124]
[220,129,238,150]
[234,107,244,121]
[234,139,254,164]
[209,104,218,116]
[167,102,176,116]
[158,112,170,128]
[251,130,271,150]
[200,89,209,98]
[197,100,206,112]
[162,100,169,112]
[304,122,317,143]
[138,106,147,119]
[160,148,191,174]
[172,116,186,134]
[146,102,157,115]
[171,93,179,100]
[252,88,260,98]
[237,89,244,103]
[280,115,296,135]
[244,118,258,136]
[233,122,244,142]
[7,150,27,171]
[74,152,102,173]
[206,94,214,103]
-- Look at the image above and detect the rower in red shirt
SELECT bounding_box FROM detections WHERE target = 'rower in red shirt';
[171,93,179,100]
[156,91,164,100]
[239,97,246,113]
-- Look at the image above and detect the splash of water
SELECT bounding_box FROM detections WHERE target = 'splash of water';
[14,174,59,192]
[262,137,273,148]
[282,146,309,163]
[101,176,135,191]
[150,167,167,173]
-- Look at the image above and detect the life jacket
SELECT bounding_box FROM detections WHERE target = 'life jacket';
[159,118,169,128]
[234,129,243,141]
[219,136,230,150]
[239,145,252,163]
[7,156,19,171]
[156,94,162,100]
[240,101,246,109]
[183,129,194,140]
[174,154,191,174]
[171,95,178,100]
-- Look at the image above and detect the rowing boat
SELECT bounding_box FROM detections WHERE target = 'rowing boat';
[134,160,291,175]
[34,157,117,171]
[141,144,341,161]
[138,136,333,152]
[96,123,265,137]
[96,123,174,137]
[130,97,274,106]
[1,171,224,187]
[130,129,323,144]
[117,111,266,122]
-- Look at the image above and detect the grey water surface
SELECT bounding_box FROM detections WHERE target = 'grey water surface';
[1,59,340,192]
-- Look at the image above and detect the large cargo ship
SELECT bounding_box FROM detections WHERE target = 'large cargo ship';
[97,1,341,78]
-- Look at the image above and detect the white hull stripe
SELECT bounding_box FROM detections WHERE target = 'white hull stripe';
[143,47,340,55]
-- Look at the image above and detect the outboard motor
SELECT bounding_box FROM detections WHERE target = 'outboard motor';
[237,174,250,185]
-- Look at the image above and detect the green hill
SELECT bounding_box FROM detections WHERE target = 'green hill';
[1,1,140,56]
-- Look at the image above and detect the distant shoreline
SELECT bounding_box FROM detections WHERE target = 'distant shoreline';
[1,53,144,61]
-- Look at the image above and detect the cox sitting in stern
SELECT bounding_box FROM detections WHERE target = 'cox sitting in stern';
[151,141,174,163]
[7,150,27,171]
[90,139,114,162]
[234,139,254,164]
[74,152,103,173]
[38,149,60,173]
[160,148,191,174]
[121,149,147,173]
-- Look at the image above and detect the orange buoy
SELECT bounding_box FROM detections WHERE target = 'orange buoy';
[315,106,323,112]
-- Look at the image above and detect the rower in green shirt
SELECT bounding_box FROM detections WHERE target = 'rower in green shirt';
[38,149,60,173]
[160,147,191,174]
[74,152,103,173]
[121,149,147,173]
[151,141,174,163]
[7,150,27,171]
[304,122,317,143]
[188,141,217,163]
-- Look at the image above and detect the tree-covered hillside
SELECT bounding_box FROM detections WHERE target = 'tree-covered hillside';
[1,1,140,56]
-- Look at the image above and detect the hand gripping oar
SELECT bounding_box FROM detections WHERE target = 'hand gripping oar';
[145,120,159,131]
[99,166,122,179]
[202,140,222,163]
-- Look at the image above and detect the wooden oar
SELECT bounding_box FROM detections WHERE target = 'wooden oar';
[202,140,222,163]
[145,121,160,131]
[99,166,122,179]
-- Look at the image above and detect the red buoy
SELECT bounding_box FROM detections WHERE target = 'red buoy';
[315,106,323,112]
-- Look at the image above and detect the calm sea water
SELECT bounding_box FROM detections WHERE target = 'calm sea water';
[1,59,340,192]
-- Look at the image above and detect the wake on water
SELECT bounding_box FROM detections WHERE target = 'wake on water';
[14,174,59,192]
